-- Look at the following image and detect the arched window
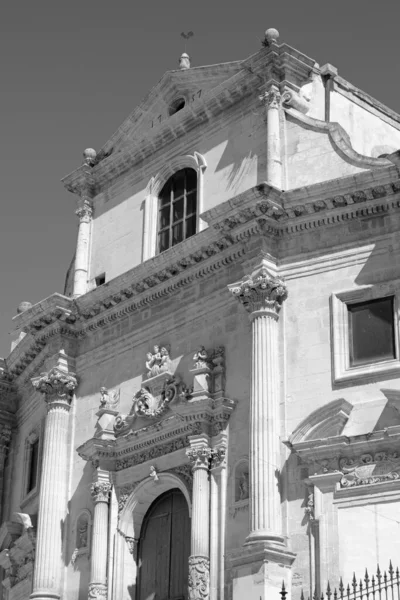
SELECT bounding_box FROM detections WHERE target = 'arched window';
[158,168,197,253]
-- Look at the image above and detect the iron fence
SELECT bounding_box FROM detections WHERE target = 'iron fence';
[280,562,400,600]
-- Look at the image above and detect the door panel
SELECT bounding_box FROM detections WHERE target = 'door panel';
[138,489,190,600]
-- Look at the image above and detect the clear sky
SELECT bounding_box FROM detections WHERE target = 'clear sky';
[1,0,399,357]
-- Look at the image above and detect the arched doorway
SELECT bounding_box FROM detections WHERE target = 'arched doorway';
[137,488,191,600]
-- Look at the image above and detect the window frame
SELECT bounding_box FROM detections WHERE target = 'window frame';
[157,168,198,253]
[142,152,207,262]
[331,284,400,385]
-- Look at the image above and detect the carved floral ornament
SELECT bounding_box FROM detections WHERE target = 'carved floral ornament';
[188,556,210,600]
[88,583,107,600]
[186,447,212,470]
[90,481,112,503]
[99,387,120,410]
[228,266,288,316]
[31,367,77,406]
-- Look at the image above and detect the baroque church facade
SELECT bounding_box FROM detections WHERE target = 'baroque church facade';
[1,26,400,600]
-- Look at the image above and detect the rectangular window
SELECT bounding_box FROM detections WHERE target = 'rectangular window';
[27,439,39,494]
[95,273,106,287]
[348,297,395,366]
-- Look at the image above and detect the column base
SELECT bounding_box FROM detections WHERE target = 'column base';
[88,582,108,600]
[227,542,296,600]
[244,529,286,547]
[30,592,60,600]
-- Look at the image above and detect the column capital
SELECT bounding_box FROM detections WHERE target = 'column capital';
[186,447,212,471]
[91,481,112,503]
[228,265,288,318]
[32,353,77,410]
[75,200,93,223]
[210,446,227,470]
[259,85,281,109]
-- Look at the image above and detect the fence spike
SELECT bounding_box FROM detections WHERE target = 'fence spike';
[301,589,305,600]
[327,581,332,600]
[280,580,287,600]
[365,569,370,588]
[389,562,394,579]
[339,577,345,599]
[333,588,338,600]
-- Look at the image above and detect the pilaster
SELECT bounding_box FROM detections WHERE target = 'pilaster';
[73,162,94,298]
[88,470,112,600]
[259,85,283,189]
[187,438,212,600]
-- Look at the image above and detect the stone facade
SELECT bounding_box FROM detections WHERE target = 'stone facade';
[1,27,400,600]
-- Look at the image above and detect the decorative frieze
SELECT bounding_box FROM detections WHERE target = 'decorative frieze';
[188,556,210,600]
[170,464,193,489]
[116,435,190,470]
[340,451,400,487]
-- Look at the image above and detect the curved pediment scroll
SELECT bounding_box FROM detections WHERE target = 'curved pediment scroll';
[288,398,353,444]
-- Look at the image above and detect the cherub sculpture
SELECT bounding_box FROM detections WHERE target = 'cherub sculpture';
[239,472,249,500]
[146,345,171,378]
[99,387,120,410]
[193,346,209,369]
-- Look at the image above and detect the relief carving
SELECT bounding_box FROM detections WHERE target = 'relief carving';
[90,482,112,503]
[188,555,210,600]
[88,583,107,600]
[146,345,172,378]
[116,436,189,470]
[340,451,400,487]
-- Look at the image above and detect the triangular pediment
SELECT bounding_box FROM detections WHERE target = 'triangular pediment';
[98,61,243,158]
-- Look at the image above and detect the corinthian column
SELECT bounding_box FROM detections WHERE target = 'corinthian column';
[73,199,93,298]
[187,444,211,600]
[30,351,77,600]
[88,472,112,600]
[228,263,287,547]
[260,86,282,189]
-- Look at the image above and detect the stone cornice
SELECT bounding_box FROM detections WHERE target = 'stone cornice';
[7,167,400,382]
[77,397,236,472]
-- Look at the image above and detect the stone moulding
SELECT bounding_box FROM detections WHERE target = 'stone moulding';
[77,397,236,472]
[8,166,400,382]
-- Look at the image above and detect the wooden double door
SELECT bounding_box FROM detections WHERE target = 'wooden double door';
[137,489,191,600]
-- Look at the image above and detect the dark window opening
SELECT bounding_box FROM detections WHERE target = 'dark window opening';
[168,97,186,116]
[95,273,106,287]
[27,439,39,493]
[158,168,197,253]
[348,296,396,367]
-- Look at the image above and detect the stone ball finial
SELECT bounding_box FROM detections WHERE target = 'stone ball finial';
[83,148,97,166]
[179,53,191,70]
[264,28,280,46]
[17,301,32,314]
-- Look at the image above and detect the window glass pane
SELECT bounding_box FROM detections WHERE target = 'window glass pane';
[186,191,197,216]
[186,214,197,239]
[158,230,170,253]
[348,297,395,366]
[159,206,170,229]
[173,198,184,222]
[159,181,171,207]
[172,170,185,199]
[186,168,197,193]
[172,222,183,246]
[28,439,39,493]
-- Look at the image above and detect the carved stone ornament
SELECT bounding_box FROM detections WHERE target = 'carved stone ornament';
[32,366,77,407]
[90,481,112,503]
[145,344,172,378]
[188,555,210,600]
[117,483,138,514]
[0,521,36,589]
[210,447,226,469]
[259,87,281,109]
[229,266,288,317]
[116,436,189,471]
[186,447,212,470]
[88,583,107,600]
[170,464,193,489]
[0,425,12,453]
[305,490,314,520]
[99,387,120,411]
[114,374,188,435]
[75,200,93,223]
[339,451,400,488]
[193,346,210,369]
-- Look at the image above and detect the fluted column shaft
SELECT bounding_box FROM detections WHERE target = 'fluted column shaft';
[73,201,93,298]
[31,360,77,600]
[187,446,211,600]
[249,311,281,539]
[229,264,287,546]
[89,478,111,600]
